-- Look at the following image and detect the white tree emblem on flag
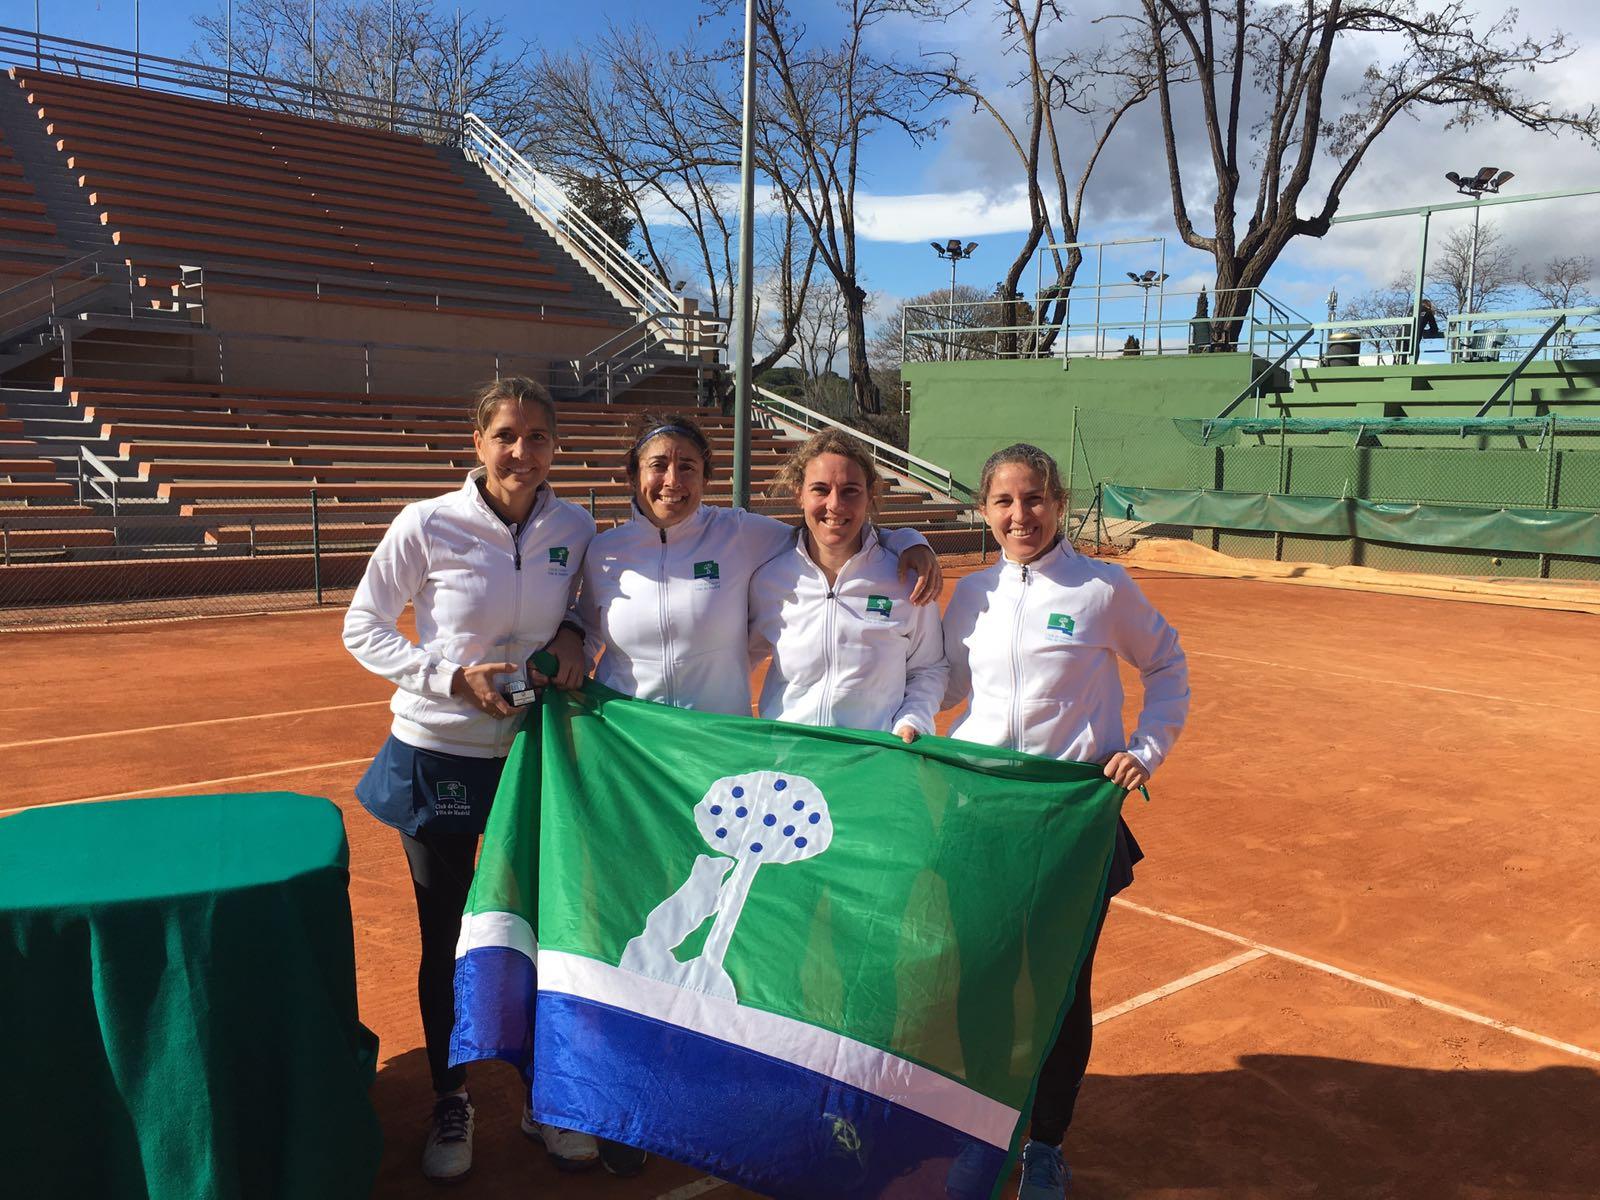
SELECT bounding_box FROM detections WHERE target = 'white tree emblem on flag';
[621,771,833,1001]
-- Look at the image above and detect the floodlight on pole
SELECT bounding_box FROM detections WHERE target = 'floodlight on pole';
[932,239,978,362]
[1444,164,1515,329]
[1126,270,1169,349]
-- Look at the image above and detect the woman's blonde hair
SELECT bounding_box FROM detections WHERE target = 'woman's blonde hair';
[769,428,881,510]
[472,376,558,436]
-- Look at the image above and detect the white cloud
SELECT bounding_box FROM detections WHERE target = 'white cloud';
[854,185,1035,242]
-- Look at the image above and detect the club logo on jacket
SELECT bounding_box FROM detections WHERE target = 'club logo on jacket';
[548,546,570,575]
[866,595,894,620]
[694,560,721,590]
[1045,612,1077,642]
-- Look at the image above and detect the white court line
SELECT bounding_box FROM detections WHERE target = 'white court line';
[651,1178,727,1200]
[0,699,390,751]
[0,757,372,816]
[1112,898,1600,1065]
[1092,948,1266,1027]
[1189,649,1600,717]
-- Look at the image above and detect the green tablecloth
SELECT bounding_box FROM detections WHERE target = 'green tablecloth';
[0,793,380,1200]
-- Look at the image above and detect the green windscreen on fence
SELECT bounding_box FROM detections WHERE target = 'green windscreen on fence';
[1102,484,1600,560]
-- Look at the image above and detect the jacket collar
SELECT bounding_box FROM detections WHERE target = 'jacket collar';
[793,522,882,581]
[997,535,1072,581]
[462,468,551,529]
[629,500,711,542]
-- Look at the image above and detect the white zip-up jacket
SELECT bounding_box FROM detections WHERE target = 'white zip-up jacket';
[942,540,1189,771]
[578,504,929,716]
[343,472,595,758]
[749,526,948,735]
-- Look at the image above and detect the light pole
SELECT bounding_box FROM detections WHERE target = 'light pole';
[931,239,977,362]
[1445,166,1514,324]
[731,0,759,510]
[1126,270,1168,352]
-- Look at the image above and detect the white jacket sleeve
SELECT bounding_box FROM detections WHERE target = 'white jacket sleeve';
[1109,567,1190,773]
[891,600,949,735]
[343,505,461,699]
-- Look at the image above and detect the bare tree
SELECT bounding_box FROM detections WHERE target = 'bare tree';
[1337,277,1413,363]
[1519,253,1596,359]
[529,26,818,365]
[912,1,1162,355]
[1121,0,1597,348]
[1519,254,1595,310]
[870,283,1006,364]
[1426,221,1516,316]
[191,0,533,140]
[700,0,945,415]
[789,282,856,404]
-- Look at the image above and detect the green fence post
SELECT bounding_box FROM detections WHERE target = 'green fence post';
[1275,413,1288,561]
[311,488,323,605]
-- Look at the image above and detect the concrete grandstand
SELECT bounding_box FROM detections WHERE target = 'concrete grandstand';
[0,40,971,619]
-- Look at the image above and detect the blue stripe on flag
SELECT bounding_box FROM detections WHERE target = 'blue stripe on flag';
[449,945,536,1075]
[531,991,1010,1200]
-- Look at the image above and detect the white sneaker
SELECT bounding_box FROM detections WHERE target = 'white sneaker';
[422,1093,474,1183]
[521,1104,600,1172]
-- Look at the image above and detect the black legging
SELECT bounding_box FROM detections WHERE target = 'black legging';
[400,827,481,1095]
[1027,899,1110,1146]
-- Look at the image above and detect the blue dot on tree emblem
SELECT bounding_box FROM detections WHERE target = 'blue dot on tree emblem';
[731,786,744,799]
[764,814,776,826]
[774,779,787,791]
[795,837,807,848]
[736,806,747,818]
[751,842,763,853]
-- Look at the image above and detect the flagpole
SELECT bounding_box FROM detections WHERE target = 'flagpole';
[731,0,757,511]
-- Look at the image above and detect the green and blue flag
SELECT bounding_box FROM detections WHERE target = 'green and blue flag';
[451,679,1122,1199]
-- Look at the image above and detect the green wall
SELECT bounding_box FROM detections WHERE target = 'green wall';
[904,354,1262,493]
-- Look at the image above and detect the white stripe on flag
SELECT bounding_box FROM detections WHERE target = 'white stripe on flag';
[538,949,1021,1149]
[455,909,537,962]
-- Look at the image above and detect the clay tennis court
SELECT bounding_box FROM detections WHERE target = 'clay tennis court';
[5,567,1597,1198]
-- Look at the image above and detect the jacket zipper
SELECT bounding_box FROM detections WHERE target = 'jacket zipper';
[502,518,525,756]
[1007,563,1029,752]
[658,525,674,705]
[820,585,838,727]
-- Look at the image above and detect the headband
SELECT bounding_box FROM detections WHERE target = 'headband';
[633,422,703,452]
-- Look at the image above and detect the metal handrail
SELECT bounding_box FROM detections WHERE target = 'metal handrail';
[462,114,683,321]
[76,445,121,515]
[752,386,973,500]
[158,253,602,320]
[1,27,461,141]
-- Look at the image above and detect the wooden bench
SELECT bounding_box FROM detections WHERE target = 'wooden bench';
[0,481,73,500]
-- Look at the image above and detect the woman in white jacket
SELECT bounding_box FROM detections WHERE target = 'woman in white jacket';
[748,428,947,740]
[343,377,595,1184]
[577,415,942,718]
[941,442,1189,1200]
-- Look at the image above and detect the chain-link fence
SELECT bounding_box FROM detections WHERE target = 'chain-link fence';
[1067,410,1600,582]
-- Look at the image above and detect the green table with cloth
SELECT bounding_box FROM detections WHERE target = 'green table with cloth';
[0,792,381,1200]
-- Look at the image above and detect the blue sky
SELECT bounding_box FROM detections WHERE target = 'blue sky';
[25,0,1600,328]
